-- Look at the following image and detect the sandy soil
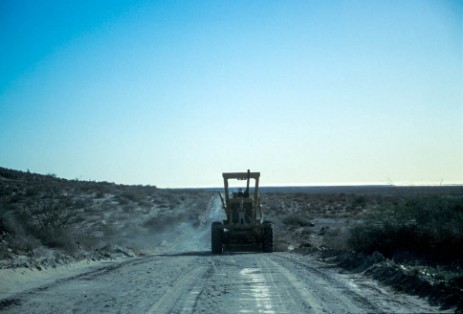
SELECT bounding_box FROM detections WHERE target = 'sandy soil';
[0,197,447,313]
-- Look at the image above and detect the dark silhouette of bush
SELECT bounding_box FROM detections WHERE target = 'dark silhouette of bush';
[12,200,75,252]
[348,195,463,264]
[282,213,312,227]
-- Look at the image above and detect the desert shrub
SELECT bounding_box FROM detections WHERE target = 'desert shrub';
[7,232,41,253]
[41,231,78,253]
[25,187,39,197]
[116,195,130,205]
[348,195,463,263]
[323,227,348,249]
[120,191,138,202]
[138,199,152,208]
[13,200,75,251]
[8,193,22,203]
[352,195,367,208]
[95,191,105,198]
[143,215,174,230]
[74,198,92,208]
[122,204,135,213]
[74,233,99,250]
[157,200,169,209]
[0,210,41,254]
[282,212,312,227]
[0,214,11,235]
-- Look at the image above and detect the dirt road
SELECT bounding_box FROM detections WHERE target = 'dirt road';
[0,199,445,313]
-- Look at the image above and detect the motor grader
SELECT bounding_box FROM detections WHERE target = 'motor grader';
[211,170,273,254]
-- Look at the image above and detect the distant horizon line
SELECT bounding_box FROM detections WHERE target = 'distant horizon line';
[166,182,463,189]
[1,166,461,189]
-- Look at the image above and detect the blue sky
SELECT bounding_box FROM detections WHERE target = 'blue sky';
[1,0,462,187]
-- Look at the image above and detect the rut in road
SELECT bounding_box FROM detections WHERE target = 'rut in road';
[2,251,445,314]
[190,253,377,314]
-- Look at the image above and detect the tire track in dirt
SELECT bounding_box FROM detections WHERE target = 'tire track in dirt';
[269,253,444,313]
[276,254,377,310]
[145,257,209,314]
[190,254,305,313]
[264,254,376,313]
[1,252,447,313]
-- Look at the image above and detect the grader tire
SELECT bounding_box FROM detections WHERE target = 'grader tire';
[211,222,223,254]
[262,222,274,253]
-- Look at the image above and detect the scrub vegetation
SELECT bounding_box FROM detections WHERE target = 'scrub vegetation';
[1,166,462,311]
[262,187,463,264]
[261,187,463,312]
[0,167,213,267]
[348,195,463,264]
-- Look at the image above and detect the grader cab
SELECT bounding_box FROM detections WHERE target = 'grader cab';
[211,170,273,254]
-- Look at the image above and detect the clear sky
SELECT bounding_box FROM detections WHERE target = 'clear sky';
[1,0,462,187]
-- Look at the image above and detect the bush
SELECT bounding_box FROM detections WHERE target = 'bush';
[12,200,75,251]
[0,214,11,235]
[282,212,312,227]
[348,195,463,264]
[143,212,185,231]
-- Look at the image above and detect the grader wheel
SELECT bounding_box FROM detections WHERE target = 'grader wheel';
[211,222,223,254]
[262,222,274,253]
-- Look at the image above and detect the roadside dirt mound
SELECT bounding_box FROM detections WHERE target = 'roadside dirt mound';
[2,245,142,269]
[315,249,463,313]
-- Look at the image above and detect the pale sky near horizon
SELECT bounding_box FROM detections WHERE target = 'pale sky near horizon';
[1,0,462,187]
